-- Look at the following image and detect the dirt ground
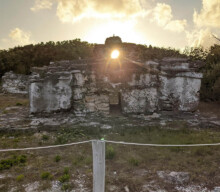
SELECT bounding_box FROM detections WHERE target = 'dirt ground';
[0,93,220,192]
[199,101,220,119]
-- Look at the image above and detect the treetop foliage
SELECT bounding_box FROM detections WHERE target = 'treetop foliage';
[0,39,94,77]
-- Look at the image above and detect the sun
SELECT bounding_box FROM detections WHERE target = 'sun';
[111,49,120,59]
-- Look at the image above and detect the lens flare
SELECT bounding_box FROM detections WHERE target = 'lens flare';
[111,50,120,59]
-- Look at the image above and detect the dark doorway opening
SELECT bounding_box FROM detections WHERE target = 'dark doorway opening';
[110,92,122,115]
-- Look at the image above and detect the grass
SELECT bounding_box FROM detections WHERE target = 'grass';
[55,127,87,144]
[63,167,69,174]
[16,174,24,182]
[0,94,28,110]
[72,155,86,166]
[128,157,139,166]
[1,92,220,190]
[0,114,220,190]
[16,102,23,106]
[106,145,115,160]
[61,183,70,191]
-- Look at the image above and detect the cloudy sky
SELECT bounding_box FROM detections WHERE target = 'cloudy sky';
[0,0,219,50]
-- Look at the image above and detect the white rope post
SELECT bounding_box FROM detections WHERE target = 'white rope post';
[92,140,105,192]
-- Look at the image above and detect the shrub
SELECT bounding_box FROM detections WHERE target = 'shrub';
[41,172,52,180]
[61,184,70,191]
[106,146,115,160]
[55,136,67,144]
[0,159,13,170]
[63,167,69,174]
[16,102,22,106]
[16,174,24,182]
[59,174,70,183]
[0,155,27,170]
[54,155,61,162]
[42,135,49,141]
[17,155,27,164]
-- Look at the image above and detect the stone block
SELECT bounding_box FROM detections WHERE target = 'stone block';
[2,71,29,94]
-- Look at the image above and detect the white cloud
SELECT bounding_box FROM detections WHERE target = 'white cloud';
[152,3,172,27]
[193,0,220,28]
[165,20,187,33]
[9,28,34,46]
[186,28,219,49]
[31,0,53,12]
[151,3,187,33]
[56,0,146,22]
[30,0,155,23]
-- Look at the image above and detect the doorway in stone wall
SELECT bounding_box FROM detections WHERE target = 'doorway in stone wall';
[109,91,122,115]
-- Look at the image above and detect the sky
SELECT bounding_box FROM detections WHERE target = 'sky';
[0,0,219,50]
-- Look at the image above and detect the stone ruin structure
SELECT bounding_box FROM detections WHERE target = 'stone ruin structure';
[0,36,203,116]
[1,71,29,94]
[29,56,203,116]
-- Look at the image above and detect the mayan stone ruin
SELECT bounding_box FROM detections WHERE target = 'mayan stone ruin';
[26,37,203,116]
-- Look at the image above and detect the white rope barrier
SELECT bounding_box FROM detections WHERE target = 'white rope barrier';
[0,140,92,152]
[105,140,220,147]
[1,139,220,152]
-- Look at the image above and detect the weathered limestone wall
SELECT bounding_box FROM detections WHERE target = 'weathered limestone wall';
[30,68,110,116]
[158,58,203,112]
[2,71,29,94]
[159,75,202,112]
[121,88,158,113]
[121,73,159,114]
[29,73,72,113]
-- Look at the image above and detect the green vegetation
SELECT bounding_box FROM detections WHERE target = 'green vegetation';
[16,174,24,182]
[63,167,69,174]
[0,95,29,110]
[41,172,52,180]
[184,45,220,101]
[55,127,86,144]
[59,174,70,183]
[200,45,220,101]
[106,145,115,160]
[61,184,70,191]
[42,134,49,141]
[54,155,61,162]
[0,119,220,188]
[72,155,85,166]
[135,44,184,61]
[0,155,27,170]
[0,39,93,77]
[16,102,23,106]
[128,157,139,166]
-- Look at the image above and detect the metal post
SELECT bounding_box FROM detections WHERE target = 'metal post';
[92,140,105,192]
